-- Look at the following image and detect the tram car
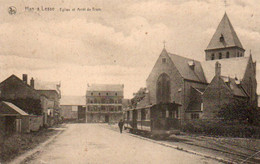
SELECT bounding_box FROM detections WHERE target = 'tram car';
[124,103,181,138]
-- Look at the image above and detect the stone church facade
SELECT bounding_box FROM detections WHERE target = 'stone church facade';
[140,13,257,124]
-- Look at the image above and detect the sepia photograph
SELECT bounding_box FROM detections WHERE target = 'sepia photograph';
[0,0,259,163]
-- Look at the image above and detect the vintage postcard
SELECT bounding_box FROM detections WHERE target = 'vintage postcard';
[0,0,259,163]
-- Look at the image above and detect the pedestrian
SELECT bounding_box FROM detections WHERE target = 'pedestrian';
[118,119,124,133]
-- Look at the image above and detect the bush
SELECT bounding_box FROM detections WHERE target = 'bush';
[182,119,260,138]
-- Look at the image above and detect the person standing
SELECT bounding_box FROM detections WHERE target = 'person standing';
[118,119,124,133]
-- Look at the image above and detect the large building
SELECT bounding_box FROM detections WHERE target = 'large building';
[137,13,257,124]
[86,84,124,123]
[60,95,86,122]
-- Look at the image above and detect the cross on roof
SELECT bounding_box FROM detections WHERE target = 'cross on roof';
[163,40,166,48]
[224,0,229,10]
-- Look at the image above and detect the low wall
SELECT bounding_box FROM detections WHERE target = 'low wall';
[29,115,43,132]
[21,116,30,133]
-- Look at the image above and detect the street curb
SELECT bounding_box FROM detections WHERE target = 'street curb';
[9,129,64,164]
[107,125,233,164]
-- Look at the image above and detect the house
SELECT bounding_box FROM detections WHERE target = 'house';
[60,95,86,122]
[0,74,62,129]
[86,84,124,123]
[0,74,48,116]
[140,13,257,125]
[37,89,61,126]
[33,78,61,126]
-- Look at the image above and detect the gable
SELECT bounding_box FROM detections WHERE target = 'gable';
[203,76,232,98]
[146,49,181,83]
[147,49,206,84]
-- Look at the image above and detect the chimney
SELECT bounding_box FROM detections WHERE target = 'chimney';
[30,78,34,88]
[22,74,28,84]
[188,60,195,70]
[215,62,221,76]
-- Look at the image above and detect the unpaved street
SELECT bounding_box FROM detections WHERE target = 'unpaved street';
[24,124,219,164]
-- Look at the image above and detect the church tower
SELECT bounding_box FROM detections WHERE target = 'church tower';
[205,13,245,61]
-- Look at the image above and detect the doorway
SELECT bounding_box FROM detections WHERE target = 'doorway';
[105,115,109,123]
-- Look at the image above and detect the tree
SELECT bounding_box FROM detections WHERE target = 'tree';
[217,99,257,124]
[131,88,147,108]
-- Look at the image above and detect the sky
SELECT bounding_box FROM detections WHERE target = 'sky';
[0,0,260,99]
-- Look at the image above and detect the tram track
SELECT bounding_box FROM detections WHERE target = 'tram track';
[102,124,259,164]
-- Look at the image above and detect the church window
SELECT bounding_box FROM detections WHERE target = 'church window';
[226,52,230,58]
[115,92,117,96]
[156,73,171,103]
[91,92,93,96]
[106,93,108,96]
[98,93,101,96]
[162,58,166,63]
[211,53,214,60]
[219,53,222,59]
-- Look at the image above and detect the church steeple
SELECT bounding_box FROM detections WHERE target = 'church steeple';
[205,13,245,61]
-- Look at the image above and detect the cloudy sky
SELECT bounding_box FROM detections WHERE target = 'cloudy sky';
[0,0,260,98]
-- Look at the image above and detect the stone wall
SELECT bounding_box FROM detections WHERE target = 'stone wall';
[60,105,78,120]
[29,115,43,132]
[146,50,183,105]
[205,47,244,61]
[202,76,233,119]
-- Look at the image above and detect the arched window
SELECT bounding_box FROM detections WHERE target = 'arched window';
[219,53,222,59]
[156,73,171,103]
[211,53,214,60]
[226,52,230,58]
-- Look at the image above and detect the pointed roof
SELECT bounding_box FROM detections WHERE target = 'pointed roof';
[167,53,207,83]
[206,13,244,50]
[0,101,29,116]
[0,75,40,96]
[146,48,207,83]
[220,76,248,97]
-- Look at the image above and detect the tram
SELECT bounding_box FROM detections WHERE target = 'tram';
[124,103,181,138]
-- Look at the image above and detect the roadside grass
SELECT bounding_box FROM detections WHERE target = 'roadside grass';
[0,127,60,163]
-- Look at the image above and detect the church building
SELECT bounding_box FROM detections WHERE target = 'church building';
[138,13,257,124]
